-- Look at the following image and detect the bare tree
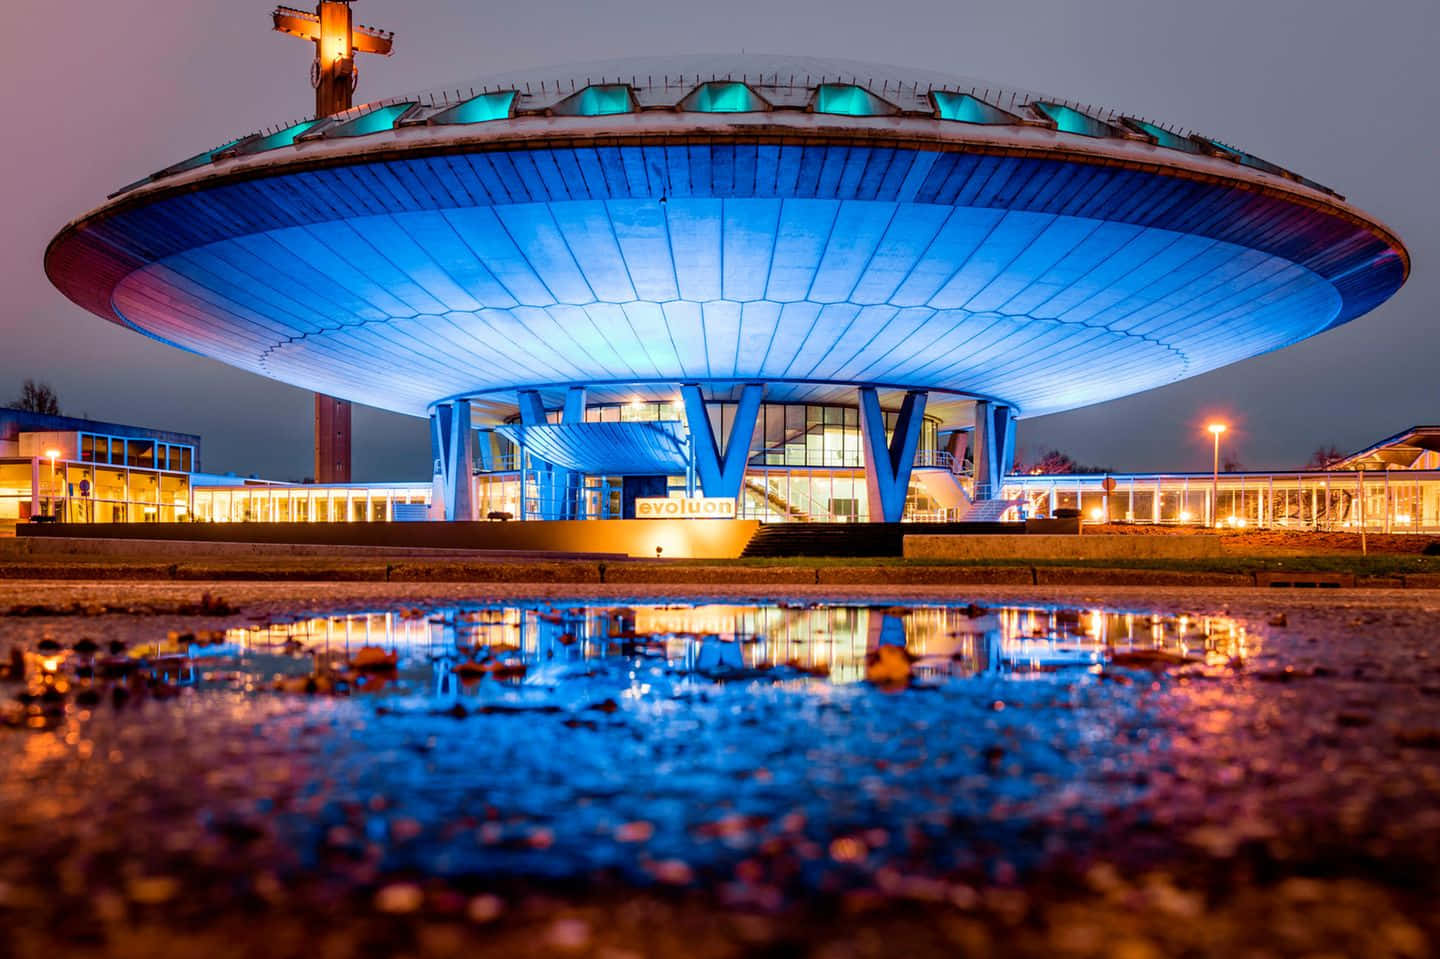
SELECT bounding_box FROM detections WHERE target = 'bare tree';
[1305,445,1346,469]
[10,380,60,416]
[1014,448,1112,475]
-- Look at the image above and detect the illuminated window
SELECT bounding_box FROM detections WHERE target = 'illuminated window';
[1199,137,1291,177]
[239,119,325,154]
[328,102,414,137]
[1122,118,1201,153]
[554,84,633,117]
[1033,102,1115,138]
[932,91,1014,125]
[681,82,767,113]
[435,90,517,125]
[126,439,154,469]
[813,84,896,117]
[161,138,244,175]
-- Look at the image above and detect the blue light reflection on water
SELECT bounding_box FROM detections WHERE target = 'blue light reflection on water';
[166,602,1244,887]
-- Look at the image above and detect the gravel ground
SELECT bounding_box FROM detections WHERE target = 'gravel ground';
[0,580,1437,958]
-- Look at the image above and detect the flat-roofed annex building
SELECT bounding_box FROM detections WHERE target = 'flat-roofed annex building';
[0,409,200,527]
[45,55,1409,523]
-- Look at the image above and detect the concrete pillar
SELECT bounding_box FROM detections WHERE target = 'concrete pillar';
[858,387,928,523]
[29,456,40,520]
[681,383,763,500]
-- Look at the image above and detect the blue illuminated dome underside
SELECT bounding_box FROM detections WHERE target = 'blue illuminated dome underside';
[46,55,1408,423]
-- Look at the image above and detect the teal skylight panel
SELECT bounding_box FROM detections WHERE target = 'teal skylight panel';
[1123,118,1201,153]
[1033,102,1115,138]
[330,103,413,137]
[556,84,634,117]
[813,84,895,117]
[681,81,767,113]
[240,119,325,154]
[440,90,517,125]
[163,138,244,175]
[932,91,1014,125]
[1202,138,1290,177]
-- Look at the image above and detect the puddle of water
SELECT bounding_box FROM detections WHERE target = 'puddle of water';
[179,601,1248,692]
[2,601,1247,897]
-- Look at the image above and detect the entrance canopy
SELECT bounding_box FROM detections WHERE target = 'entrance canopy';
[493,421,689,474]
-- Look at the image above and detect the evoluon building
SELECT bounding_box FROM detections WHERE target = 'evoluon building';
[45,54,1408,523]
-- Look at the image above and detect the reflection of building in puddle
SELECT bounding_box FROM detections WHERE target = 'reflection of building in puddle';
[221,605,1247,687]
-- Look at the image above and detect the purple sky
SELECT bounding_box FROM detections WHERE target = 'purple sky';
[2,0,1434,480]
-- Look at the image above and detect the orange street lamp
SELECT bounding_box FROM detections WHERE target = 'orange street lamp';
[1206,424,1227,528]
[44,448,61,519]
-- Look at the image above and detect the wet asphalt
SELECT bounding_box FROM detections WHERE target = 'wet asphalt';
[0,581,1436,959]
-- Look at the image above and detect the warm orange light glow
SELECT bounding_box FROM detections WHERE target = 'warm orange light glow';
[44,448,60,460]
[1206,423,1227,436]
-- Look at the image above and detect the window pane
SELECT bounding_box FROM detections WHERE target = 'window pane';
[127,440,154,468]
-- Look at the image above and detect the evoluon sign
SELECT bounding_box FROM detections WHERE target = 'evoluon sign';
[635,497,737,519]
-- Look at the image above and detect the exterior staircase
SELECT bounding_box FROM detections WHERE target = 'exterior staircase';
[960,498,1024,522]
[742,478,810,521]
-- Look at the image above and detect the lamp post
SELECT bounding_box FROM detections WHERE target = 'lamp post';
[44,448,60,519]
[1207,424,1227,527]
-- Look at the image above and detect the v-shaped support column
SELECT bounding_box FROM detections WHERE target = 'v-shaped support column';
[972,401,1016,500]
[859,387,928,523]
[518,388,585,519]
[681,384,763,500]
[429,399,474,521]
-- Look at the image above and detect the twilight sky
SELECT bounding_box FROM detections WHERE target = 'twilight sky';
[0,0,1433,480]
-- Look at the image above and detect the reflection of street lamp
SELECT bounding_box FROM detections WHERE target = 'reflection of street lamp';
[44,448,60,519]
[1206,424,1227,528]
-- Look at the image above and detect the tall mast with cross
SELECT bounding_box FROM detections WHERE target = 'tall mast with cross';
[272,2,394,483]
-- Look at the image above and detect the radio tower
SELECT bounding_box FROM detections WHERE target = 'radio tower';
[272,2,394,482]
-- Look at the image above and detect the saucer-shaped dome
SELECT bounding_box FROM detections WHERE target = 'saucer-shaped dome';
[46,54,1407,419]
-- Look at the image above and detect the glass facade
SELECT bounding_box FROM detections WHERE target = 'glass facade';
[1004,471,1440,533]
[0,457,192,524]
[79,432,195,473]
[581,400,684,423]
[483,400,947,522]
[191,485,427,524]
